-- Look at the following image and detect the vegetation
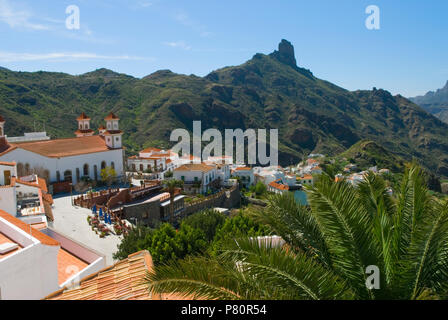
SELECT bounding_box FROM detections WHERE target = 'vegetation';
[163,179,184,222]
[145,164,448,300]
[114,209,268,265]
[2,41,448,176]
[100,166,117,187]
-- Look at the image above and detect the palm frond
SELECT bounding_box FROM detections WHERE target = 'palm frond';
[306,174,379,299]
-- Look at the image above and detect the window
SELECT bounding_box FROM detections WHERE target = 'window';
[76,168,80,182]
[140,164,144,171]
[83,164,89,176]
[56,171,61,182]
[64,170,72,183]
[94,165,98,180]
[115,137,119,141]
[111,162,115,170]
[181,176,185,181]
[101,161,106,170]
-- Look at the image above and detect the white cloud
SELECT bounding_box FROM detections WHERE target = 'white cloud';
[173,11,213,38]
[0,0,49,30]
[0,51,153,62]
[163,41,192,51]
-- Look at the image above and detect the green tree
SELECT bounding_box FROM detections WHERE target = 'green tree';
[182,209,227,242]
[114,223,208,265]
[254,181,267,196]
[209,212,270,256]
[113,224,153,261]
[101,166,117,187]
[146,164,448,300]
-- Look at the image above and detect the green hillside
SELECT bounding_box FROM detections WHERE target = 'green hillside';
[2,40,448,176]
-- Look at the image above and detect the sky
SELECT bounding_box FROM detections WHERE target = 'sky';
[0,0,447,97]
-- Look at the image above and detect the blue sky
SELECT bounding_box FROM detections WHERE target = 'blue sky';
[0,0,447,97]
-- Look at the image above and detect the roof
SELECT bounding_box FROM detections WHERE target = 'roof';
[76,112,91,121]
[57,248,89,285]
[0,115,4,122]
[174,163,215,173]
[45,251,159,300]
[10,135,113,158]
[269,179,289,191]
[0,161,16,166]
[235,167,252,171]
[0,209,59,246]
[141,147,162,153]
[104,112,119,120]
[98,125,106,130]
[300,175,313,180]
[12,176,48,193]
[0,137,16,156]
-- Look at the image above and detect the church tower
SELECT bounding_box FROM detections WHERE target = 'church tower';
[103,112,122,149]
[75,112,94,137]
[0,115,5,138]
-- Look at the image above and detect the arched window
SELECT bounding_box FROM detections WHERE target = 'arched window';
[132,164,136,171]
[25,163,30,175]
[64,170,72,183]
[83,164,89,176]
[94,165,98,180]
[111,162,115,170]
[84,123,88,129]
[140,164,144,171]
[101,161,106,170]
[56,171,61,182]
[76,168,80,182]
[17,163,24,177]
[79,123,82,129]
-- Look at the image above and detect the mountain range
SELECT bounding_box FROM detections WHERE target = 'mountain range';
[2,40,448,176]
[410,81,448,123]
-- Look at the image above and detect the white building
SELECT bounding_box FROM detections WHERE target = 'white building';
[173,163,217,194]
[0,113,124,186]
[0,209,105,300]
[127,147,172,173]
[231,167,255,188]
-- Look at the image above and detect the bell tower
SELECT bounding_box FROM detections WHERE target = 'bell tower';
[103,112,122,149]
[75,112,94,137]
[0,115,5,138]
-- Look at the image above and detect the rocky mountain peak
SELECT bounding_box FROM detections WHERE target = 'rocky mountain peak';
[270,39,297,68]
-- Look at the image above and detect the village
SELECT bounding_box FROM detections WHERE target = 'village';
[0,113,392,300]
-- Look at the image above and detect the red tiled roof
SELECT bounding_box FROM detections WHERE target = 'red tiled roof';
[174,163,214,173]
[235,167,251,171]
[11,135,112,158]
[141,147,162,153]
[269,179,289,191]
[0,161,16,166]
[300,175,313,180]
[76,112,90,120]
[104,112,119,120]
[0,209,59,246]
[0,115,5,122]
[45,250,190,300]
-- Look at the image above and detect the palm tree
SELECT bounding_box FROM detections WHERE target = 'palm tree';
[163,179,184,223]
[146,165,448,300]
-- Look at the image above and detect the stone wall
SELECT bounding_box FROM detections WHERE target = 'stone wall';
[183,186,240,216]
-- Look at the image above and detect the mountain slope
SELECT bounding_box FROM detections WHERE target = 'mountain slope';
[410,81,448,122]
[1,40,448,176]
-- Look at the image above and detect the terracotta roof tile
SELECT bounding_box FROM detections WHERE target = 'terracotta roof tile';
[45,250,190,300]
[12,135,112,158]
[0,161,16,166]
[174,163,214,173]
[104,112,119,120]
[0,209,59,246]
[76,112,91,120]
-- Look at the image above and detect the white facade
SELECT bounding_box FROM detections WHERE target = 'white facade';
[231,168,255,188]
[0,212,105,300]
[0,148,124,184]
[174,164,217,194]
